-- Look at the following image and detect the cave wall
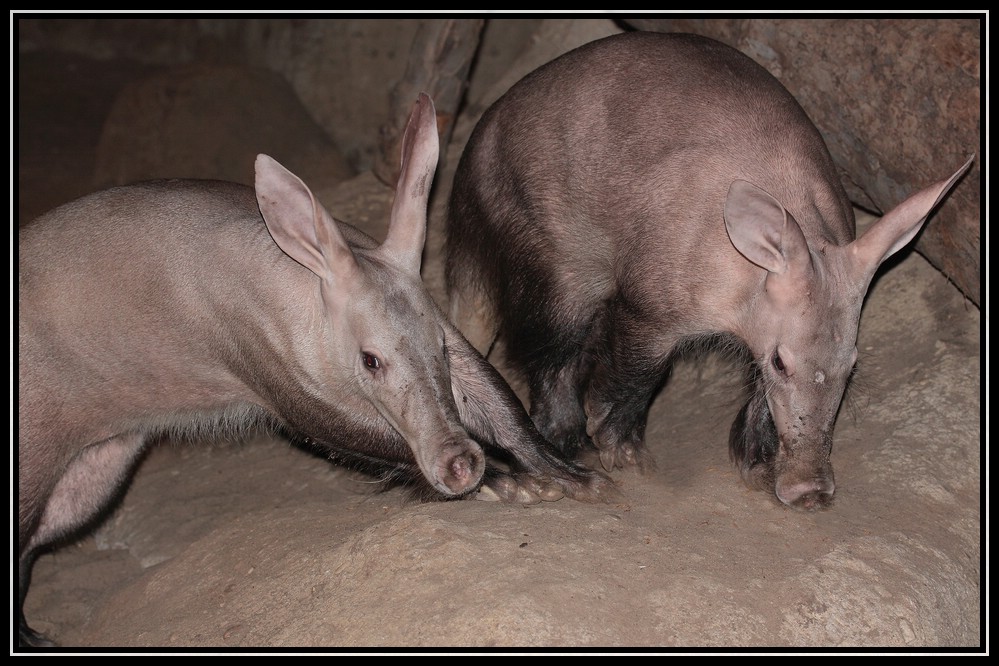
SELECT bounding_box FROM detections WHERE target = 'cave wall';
[17,16,982,305]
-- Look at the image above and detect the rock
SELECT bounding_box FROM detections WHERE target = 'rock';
[93,64,353,190]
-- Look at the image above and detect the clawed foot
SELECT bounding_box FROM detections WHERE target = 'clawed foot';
[584,396,650,473]
[474,452,617,504]
[597,442,640,472]
[476,472,566,503]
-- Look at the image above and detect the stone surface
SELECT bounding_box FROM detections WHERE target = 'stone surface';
[92,64,353,190]
[18,17,431,173]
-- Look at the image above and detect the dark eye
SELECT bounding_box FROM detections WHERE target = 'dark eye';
[772,351,786,375]
[362,352,381,372]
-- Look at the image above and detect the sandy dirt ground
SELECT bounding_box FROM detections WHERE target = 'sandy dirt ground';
[14,41,982,653]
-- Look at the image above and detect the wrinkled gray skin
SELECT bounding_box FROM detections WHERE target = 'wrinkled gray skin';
[18,94,609,648]
[445,32,972,513]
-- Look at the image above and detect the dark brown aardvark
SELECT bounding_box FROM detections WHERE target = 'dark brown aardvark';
[444,32,972,511]
[18,93,610,647]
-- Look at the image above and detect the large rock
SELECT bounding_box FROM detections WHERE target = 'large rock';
[92,64,353,190]
[18,17,431,172]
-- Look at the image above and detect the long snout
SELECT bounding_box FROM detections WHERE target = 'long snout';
[730,390,837,511]
[422,436,486,497]
[775,470,835,511]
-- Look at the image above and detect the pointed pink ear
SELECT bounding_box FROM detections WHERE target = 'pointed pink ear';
[724,179,811,276]
[380,92,440,275]
[254,153,357,281]
[850,155,974,273]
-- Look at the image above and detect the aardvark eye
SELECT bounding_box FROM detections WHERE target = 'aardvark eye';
[772,351,786,375]
[362,352,381,372]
